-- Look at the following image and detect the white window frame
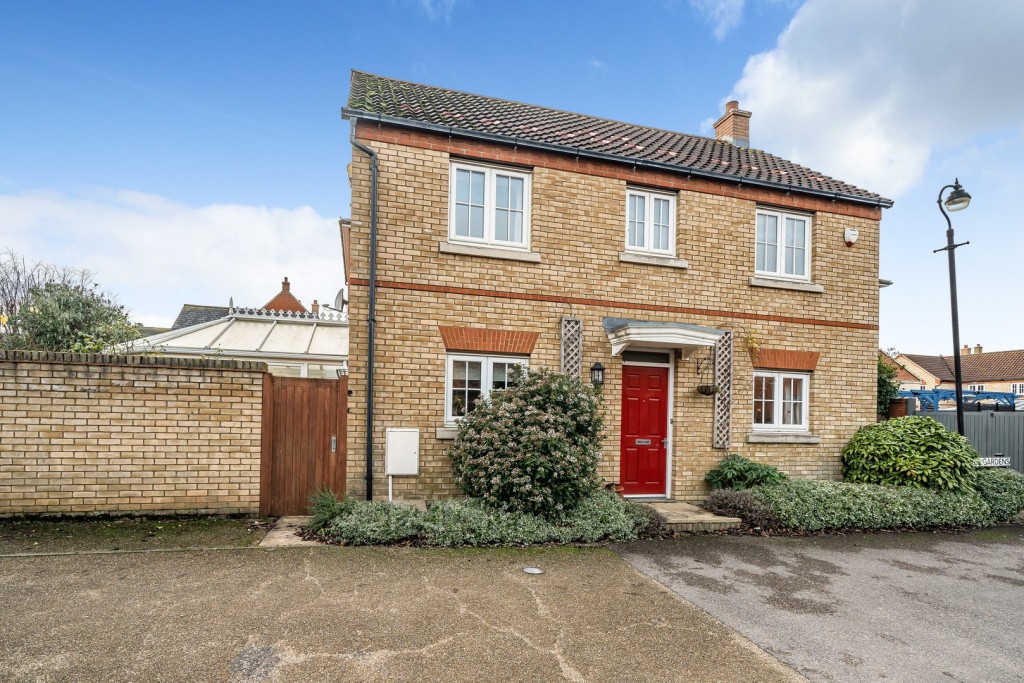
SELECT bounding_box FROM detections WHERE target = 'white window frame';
[444,353,528,425]
[448,161,532,250]
[755,208,812,282]
[624,188,677,256]
[752,371,810,432]
[1011,383,1024,395]
[967,384,985,392]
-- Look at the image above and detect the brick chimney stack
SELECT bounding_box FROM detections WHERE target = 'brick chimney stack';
[311,300,320,314]
[962,344,971,355]
[713,100,752,148]
[974,344,983,355]
[281,277,290,292]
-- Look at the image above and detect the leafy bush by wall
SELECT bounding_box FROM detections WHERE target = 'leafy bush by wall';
[842,416,979,493]
[448,367,604,518]
[974,468,1024,522]
[749,480,991,531]
[704,454,788,490]
[307,489,649,547]
[703,488,779,528]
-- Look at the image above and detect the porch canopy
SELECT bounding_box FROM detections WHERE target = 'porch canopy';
[602,317,725,357]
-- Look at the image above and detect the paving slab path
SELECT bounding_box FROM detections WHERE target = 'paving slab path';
[618,526,1024,683]
[0,545,802,682]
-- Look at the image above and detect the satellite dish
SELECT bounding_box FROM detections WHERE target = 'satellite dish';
[334,288,348,311]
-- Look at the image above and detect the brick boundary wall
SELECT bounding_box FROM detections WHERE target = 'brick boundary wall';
[0,351,266,517]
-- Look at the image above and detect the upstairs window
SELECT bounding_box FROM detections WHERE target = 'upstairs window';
[1011,383,1024,395]
[756,209,811,280]
[449,162,531,249]
[626,188,676,255]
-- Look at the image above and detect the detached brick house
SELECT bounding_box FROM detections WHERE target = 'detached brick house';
[898,347,1024,396]
[342,70,892,502]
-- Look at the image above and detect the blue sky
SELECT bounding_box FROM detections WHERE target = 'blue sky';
[2,0,1022,355]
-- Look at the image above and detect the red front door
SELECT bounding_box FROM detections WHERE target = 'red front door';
[620,365,669,496]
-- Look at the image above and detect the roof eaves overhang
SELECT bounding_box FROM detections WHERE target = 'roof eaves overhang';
[342,108,895,210]
[602,318,726,357]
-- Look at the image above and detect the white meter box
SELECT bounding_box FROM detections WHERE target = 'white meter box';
[385,428,419,475]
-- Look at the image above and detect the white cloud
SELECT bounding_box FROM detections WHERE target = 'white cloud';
[727,0,1024,198]
[690,0,745,40]
[416,0,457,22]
[0,190,344,328]
[587,57,608,72]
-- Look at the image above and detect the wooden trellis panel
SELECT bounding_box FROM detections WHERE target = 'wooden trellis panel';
[561,317,583,378]
[713,331,733,449]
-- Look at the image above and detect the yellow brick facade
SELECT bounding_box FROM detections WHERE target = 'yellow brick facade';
[346,127,882,502]
[0,353,264,516]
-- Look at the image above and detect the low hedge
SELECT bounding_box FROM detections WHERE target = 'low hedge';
[974,468,1024,522]
[705,479,992,531]
[308,489,651,546]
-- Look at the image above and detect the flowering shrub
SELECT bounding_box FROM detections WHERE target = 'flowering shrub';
[447,366,604,518]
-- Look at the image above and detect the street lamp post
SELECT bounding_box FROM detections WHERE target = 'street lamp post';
[934,178,972,435]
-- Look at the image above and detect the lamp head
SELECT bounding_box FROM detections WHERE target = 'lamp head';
[944,178,971,212]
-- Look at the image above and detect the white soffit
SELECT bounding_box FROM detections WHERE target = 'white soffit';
[602,317,725,357]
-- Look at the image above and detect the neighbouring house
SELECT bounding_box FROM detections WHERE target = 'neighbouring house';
[342,70,892,502]
[128,277,349,379]
[898,346,1024,397]
[881,351,929,392]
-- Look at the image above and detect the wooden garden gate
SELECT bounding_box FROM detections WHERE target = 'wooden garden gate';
[260,374,347,516]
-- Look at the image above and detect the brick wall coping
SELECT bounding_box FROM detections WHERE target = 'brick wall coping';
[0,350,267,372]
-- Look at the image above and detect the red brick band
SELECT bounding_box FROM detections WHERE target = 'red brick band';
[356,122,883,221]
[349,279,878,331]
[438,326,539,354]
[752,349,821,371]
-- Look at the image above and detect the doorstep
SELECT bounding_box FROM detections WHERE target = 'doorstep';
[641,501,741,533]
[259,516,321,548]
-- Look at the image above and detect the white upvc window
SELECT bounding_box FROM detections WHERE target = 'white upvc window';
[755,208,811,281]
[625,188,676,255]
[967,384,985,392]
[445,354,528,424]
[1011,383,1024,395]
[449,161,531,249]
[753,371,810,432]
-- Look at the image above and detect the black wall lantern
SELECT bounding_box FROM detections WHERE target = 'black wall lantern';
[590,362,605,387]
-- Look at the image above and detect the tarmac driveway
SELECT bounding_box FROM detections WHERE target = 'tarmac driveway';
[0,546,800,683]
[618,526,1024,682]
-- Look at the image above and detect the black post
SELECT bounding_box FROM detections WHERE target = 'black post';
[944,224,965,436]
[935,180,970,436]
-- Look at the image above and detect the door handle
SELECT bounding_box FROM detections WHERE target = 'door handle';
[331,435,337,453]
[662,438,668,449]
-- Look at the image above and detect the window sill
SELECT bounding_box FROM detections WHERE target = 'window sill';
[440,241,541,263]
[749,276,824,293]
[619,251,689,269]
[436,427,459,440]
[746,432,821,444]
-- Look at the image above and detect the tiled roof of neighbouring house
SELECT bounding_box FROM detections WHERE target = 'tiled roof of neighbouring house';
[171,304,229,330]
[904,351,1024,383]
[344,70,893,208]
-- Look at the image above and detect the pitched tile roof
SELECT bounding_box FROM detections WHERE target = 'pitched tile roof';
[344,70,892,208]
[903,351,1024,383]
[171,304,229,330]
